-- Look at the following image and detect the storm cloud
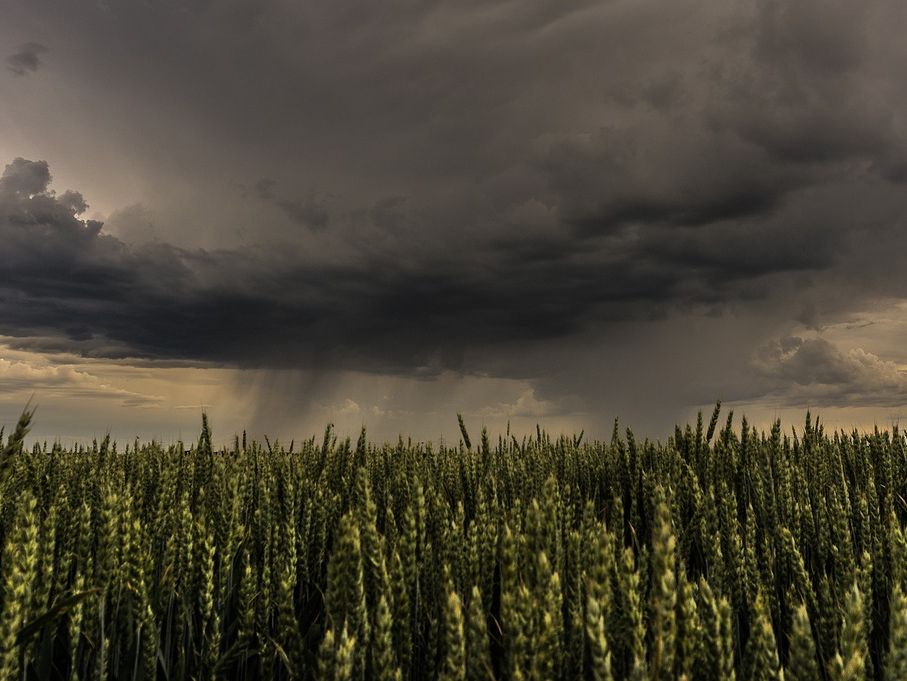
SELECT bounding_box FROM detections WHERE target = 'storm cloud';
[0,156,828,372]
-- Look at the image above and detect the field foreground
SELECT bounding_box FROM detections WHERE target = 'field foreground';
[0,406,905,680]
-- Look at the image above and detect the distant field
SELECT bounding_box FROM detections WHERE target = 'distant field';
[0,405,902,680]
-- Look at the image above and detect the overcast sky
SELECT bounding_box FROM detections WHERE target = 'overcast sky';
[3,0,907,443]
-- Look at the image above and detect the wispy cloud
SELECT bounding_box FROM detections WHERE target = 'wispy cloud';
[6,42,47,76]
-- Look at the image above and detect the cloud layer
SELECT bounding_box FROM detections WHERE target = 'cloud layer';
[0,354,161,406]
[4,0,907,430]
[753,336,907,407]
[0,155,843,373]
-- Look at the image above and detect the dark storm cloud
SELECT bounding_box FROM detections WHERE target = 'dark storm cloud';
[539,129,796,234]
[0,157,827,371]
[6,42,47,76]
[537,3,906,238]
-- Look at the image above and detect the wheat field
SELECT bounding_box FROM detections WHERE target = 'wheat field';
[0,404,904,680]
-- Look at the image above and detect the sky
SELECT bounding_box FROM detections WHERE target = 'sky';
[3,0,907,444]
